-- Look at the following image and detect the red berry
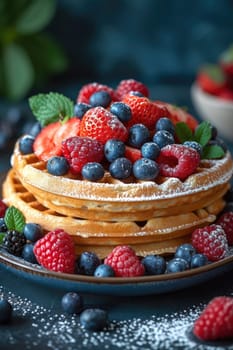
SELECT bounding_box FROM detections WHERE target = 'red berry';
[217,87,233,101]
[216,211,233,245]
[193,296,233,341]
[77,82,116,104]
[157,144,200,180]
[115,79,149,100]
[122,95,168,130]
[62,136,104,175]
[125,146,142,163]
[0,200,7,217]
[196,65,226,95]
[104,245,145,277]
[80,107,128,144]
[192,224,228,262]
[33,229,76,274]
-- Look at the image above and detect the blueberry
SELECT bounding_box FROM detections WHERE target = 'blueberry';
[74,102,91,119]
[81,162,105,181]
[174,243,196,264]
[191,254,208,268]
[94,264,115,277]
[47,156,70,176]
[141,142,160,160]
[133,158,159,180]
[128,124,150,148]
[78,252,101,275]
[129,91,144,97]
[104,139,125,162]
[183,141,203,156]
[153,130,174,149]
[28,122,42,137]
[22,243,37,264]
[23,223,43,242]
[109,157,132,179]
[156,117,175,135]
[90,91,111,108]
[61,292,83,314]
[141,255,166,275]
[0,218,7,232]
[166,258,189,273]
[110,102,132,122]
[0,299,13,324]
[80,308,108,331]
[19,135,35,154]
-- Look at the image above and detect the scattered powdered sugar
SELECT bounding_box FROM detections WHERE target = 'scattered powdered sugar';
[1,286,233,350]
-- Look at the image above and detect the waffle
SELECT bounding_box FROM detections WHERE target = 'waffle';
[2,142,232,258]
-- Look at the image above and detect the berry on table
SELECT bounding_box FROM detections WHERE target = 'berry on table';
[80,308,108,331]
[23,223,43,242]
[141,142,160,160]
[81,162,105,182]
[0,299,13,324]
[166,257,189,273]
[61,292,83,314]
[193,296,233,341]
[19,135,35,154]
[89,91,112,108]
[94,264,115,277]
[109,157,132,179]
[74,102,91,119]
[110,102,132,123]
[33,229,76,274]
[2,230,26,256]
[216,211,233,245]
[155,117,175,135]
[77,251,101,276]
[104,245,145,277]
[192,224,228,262]
[104,139,125,162]
[128,123,150,149]
[133,158,159,180]
[141,255,166,275]
[47,156,70,176]
[153,130,174,149]
[22,243,37,264]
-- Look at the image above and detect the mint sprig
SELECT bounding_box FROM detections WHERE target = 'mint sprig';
[175,121,225,159]
[29,92,74,126]
[4,206,26,233]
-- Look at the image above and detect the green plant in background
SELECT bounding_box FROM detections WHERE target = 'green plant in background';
[0,0,67,101]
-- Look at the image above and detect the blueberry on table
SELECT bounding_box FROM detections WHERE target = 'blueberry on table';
[94,264,115,277]
[104,139,125,162]
[81,162,105,181]
[23,223,43,242]
[110,102,132,122]
[61,292,83,315]
[80,308,108,331]
[47,156,70,176]
[133,158,159,180]
[128,124,150,148]
[141,255,166,275]
[0,299,13,324]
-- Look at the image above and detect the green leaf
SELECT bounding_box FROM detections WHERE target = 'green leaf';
[3,43,34,100]
[194,121,212,146]
[15,0,56,34]
[175,122,193,143]
[4,206,25,233]
[199,64,225,83]
[202,145,225,159]
[0,233,5,244]
[29,92,74,126]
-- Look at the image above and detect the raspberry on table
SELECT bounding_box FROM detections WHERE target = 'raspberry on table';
[115,79,149,100]
[216,211,233,245]
[77,82,116,104]
[191,224,229,262]
[33,229,76,274]
[157,144,200,180]
[62,136,104,175]
[104,245,145,277]
[193,296,233,341]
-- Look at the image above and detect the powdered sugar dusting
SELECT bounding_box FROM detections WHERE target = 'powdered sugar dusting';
[1,286,233,349]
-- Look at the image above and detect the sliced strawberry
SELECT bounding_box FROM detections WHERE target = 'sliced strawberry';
[33,122,62,161]
[125,146,142,163]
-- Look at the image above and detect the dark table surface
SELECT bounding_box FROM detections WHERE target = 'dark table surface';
[1,84,233,350]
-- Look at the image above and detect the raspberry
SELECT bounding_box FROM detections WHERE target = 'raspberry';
[216,211,233,245]
[79,107,128,144]
[0,200,7,218]
[122,95,169,130]
[157,144,200,180]
[77,82,116,104]
[33,229,76,274]
[62,136,104,175]
[104,245,145,277]
[193,296,233,341]
[115,79,149,100]
[191,224,228,262]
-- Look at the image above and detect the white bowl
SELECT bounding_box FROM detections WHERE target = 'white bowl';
[191,83,233,142]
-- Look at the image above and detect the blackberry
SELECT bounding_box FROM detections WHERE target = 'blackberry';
[2,230,26,256]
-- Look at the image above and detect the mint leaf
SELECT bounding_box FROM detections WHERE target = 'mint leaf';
[0,233,5,244]
[200,64,225,83]
[29,92,74,126]
[175,122,193,143]
[194,121,212,146]
[4,206,25,233]
[202,145,225,159]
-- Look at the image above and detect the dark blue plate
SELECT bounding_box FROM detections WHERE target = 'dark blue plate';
[1,249,233,296]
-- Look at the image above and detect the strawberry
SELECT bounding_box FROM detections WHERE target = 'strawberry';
[125,146,142,163]
[115,79,149,100]
[104,245,145,277]
[193,296,233,341]
[53,117,81,147]
[216,211,233,245]
[192,224,228,261]
[33,122,62,161]
[33,229,76,274]
[219,44,233,87]
[196,64,226,95]
[62,136,104,174]
[80,107,128,144]
[122,95,169,130]
[77,82,117,104]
